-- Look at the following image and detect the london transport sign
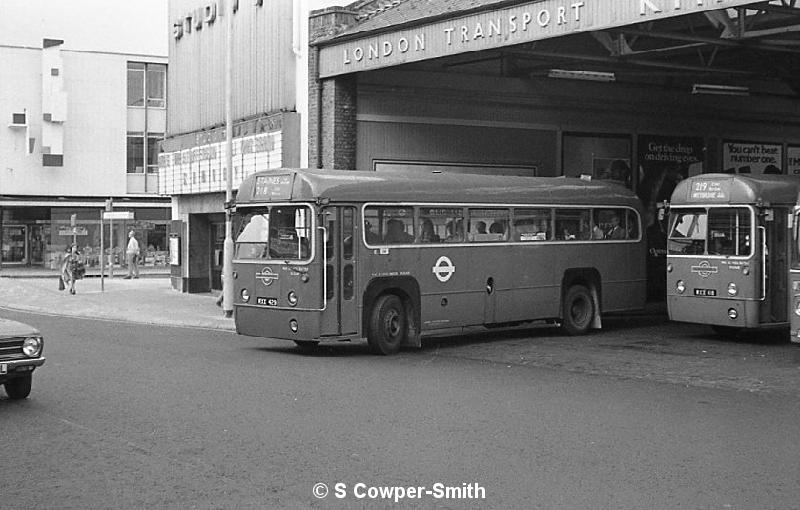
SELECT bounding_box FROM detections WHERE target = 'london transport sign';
[319,0,759,78]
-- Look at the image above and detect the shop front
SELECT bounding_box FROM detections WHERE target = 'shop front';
[0,200,170,273]
[159,111,300,293]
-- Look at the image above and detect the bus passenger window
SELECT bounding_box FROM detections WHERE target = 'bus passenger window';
[555,209,590,240]
[513,208,551,241]
[626,209,639,239]
[364,206,414,245]
[468,208,510,242]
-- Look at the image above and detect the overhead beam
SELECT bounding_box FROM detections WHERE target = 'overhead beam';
[616,27,800,54]
[507,49,756,75]
[751,1,800,15]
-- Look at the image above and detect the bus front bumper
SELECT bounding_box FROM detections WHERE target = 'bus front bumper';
[667,295,759,328]
[235,305,326,342]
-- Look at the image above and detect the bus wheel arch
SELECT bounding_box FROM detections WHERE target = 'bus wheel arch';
[363,277,421,353]
[561,269,602,335]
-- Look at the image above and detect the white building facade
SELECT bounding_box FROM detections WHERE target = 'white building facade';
[0,3,171,271]
[161,0,341,292]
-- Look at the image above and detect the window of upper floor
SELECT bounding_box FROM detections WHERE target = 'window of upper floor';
[127,62,166,108]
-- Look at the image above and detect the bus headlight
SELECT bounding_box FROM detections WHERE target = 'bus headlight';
[794,299,800,317]
[666,263,673,273]
[22,337,42,357]
[676,280,686,294]
[289,319,299,333]
[727,283,738,296]
[240,288,250,302]
[287,291,298,306]
[728,308,738,319]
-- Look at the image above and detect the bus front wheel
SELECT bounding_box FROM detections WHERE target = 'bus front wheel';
[562,285,594,336]
[368,294,406,355]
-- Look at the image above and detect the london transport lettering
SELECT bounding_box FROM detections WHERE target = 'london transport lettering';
[321,0,755,77]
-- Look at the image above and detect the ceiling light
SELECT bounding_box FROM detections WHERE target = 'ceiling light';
[691,84,749,96]
[547,69,616,82]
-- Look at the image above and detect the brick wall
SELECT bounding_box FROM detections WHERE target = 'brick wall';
[308,7,358,170]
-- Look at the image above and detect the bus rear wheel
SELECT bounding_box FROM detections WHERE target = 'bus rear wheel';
[368,294,406,355]
[562,284,594,336]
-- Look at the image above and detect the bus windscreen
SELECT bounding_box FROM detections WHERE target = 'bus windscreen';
[668,207,751,256]
[235,205,312,261]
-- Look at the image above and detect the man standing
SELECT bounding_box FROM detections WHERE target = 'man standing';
[124,230,140,279]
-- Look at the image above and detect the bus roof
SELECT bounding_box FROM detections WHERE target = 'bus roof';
[236,168,643,208]
[670,173,800,206]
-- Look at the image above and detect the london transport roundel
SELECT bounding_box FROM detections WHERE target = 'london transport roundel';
[432,256,456,282]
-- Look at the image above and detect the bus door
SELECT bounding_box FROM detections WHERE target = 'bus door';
[789,208,800,341]
[759,208,788,325]
[320,206,358,337]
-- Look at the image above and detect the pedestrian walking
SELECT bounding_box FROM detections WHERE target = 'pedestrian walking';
[124,230,140,279]
[60,244,85,295]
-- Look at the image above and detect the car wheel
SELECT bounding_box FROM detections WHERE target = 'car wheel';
[4,373,32,400]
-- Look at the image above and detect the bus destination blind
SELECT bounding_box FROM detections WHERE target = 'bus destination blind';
[253,174,293,200]
[688,179,729,202]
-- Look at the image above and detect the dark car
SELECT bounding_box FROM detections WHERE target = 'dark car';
[0,318,45,399]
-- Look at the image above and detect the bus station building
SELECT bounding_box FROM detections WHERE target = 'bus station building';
[161,0,800,296]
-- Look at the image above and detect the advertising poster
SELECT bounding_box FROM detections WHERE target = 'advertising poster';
[722,141,783,174]
[788,146,800,176]
[637,135,705,299]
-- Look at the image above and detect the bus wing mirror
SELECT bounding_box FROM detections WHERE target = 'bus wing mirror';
[657,201,668,221]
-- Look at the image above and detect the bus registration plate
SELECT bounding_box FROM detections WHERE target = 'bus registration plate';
[693,288,717,296]
[257,297,278,306]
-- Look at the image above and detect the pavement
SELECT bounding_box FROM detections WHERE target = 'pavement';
[0,274,235,331]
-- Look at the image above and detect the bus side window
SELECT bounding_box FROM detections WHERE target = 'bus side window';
[514,208,551,241]
[468,208,510,242]
[379,207,414,244]
[555,209,590,240]
[626,209,639,239]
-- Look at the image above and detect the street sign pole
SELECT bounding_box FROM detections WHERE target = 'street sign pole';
[109,217,114,278]
[221,0,234,319]
[100,209,105,292]
[70,213,77,247]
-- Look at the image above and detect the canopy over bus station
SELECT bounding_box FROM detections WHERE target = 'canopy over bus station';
[308,0,800,297]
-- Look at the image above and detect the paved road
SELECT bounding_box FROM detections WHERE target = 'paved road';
[2,309,799,509]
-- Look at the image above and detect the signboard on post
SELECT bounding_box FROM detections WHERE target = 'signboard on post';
[102,211,135,221]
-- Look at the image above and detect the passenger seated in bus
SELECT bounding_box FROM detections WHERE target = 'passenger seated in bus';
[489,221,504,234]
[605,213,625,239]
[417,218,440,243]
[384,219,413,244]
[475,221,487,234]
[445,219,464,242]
[364,220,380,244]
